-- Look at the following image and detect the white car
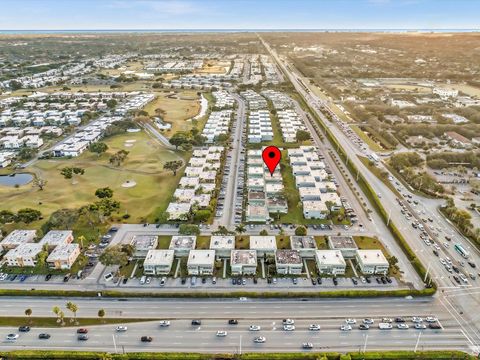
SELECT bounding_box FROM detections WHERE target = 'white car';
[145,277,151,284]
[249,325,261,331]
[253,336,266,343]
[0,273,8,281]
[382,317,393,323]
[425,316,438,323]
[412,317,423,323]
[6,333,19,341]
[283,324,295,331]
[445,258,452,265]
[115,326,128,332]
[216,331,227,337]
[397,323,409,329]
[415,323,427,329]
[309,324,321,331]
[433,244,440,251]
[439,258,446,265]
[443,242,450,248]
[363,318,374,324]
[340,324,352,331]
[282,319,295,325]
[159,320,171,327]
[345,318,356,324]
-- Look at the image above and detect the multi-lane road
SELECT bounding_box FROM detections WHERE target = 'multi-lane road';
[0,297,474,353]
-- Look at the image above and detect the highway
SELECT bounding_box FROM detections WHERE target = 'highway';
[0,297,474,353]
[259,36,480,353]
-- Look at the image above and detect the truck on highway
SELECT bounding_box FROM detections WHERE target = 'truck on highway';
[454,243,469,258]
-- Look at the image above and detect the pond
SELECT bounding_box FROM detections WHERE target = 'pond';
[0,173,34,187]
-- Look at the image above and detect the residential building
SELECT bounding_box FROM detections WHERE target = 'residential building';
[275,250,303,275]
[0,230,36,252]
[290,236,317,258]
[130,235,158,258]
[209,236,235,258]
[328,236,358,259]
[5,243,43,267]
[39,230,74,250]
[187,250,215,275]
[315,250,346,275]
[250,236,277,256]
[355,250,389,275]
[169,236,196,256]
[231,250,257,275]
[143,250,175,275]
[46,243,80,270]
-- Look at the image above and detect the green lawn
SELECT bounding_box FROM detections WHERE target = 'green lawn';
[0,316,155,327]
[314,236,328,249]
[157,235,172,249]
[0,130,186,227]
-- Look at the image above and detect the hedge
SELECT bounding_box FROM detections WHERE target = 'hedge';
[1,350,474,360]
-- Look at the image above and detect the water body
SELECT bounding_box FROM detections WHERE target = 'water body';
[0,173,33,187]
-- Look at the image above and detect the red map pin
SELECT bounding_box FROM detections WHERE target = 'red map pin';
[262,146,281,176]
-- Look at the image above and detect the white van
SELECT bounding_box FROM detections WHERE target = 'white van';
[140,275,147,285]
[378,323,393,330]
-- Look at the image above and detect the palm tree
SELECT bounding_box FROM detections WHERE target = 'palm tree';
[25,308,32,324]
[66,301,79,324]
[52,306,61,323]
[235,224,246,240]
[58,310,65,326]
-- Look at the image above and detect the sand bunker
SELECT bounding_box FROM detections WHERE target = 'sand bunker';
[121,180,137,188]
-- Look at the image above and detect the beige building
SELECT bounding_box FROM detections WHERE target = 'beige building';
[39,230,74,250]
[130,235,158,258]
[0,230,36,252]
[328,236,358,259]
[187,250,215,275]
[249,236,277,256]
[231,250,257,275]
[5,243,43,267]
[290,236,317,258]
[46,243,80,270]
[169,236,196,257]
[315,250,346,275]
[143,250,175,275]
[355,250,389,275]
[209,236,235,258]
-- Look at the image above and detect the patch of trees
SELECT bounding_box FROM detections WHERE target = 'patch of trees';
[60,167,85,179]
[178,224,200,235]
[0,208,42,224]
[17,147,37,161]
[163,160,183,176]
[103,119,137,138]
[390,152,424,172]
[41,208,80,234]
[99,244,134,266]
[442,198,480,247]
[169,128,206,151]
[89,142,108,155]
[427,151,480,170]
[109,150,129,167]
[296,129,310,142]
[394,123,480,141]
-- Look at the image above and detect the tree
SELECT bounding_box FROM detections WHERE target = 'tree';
[106,99,117,109]
[52,306,61,323]
[178,224,200,235]
[90,142,108,155]
[17,147,36,161]
[66,301,79,324]
[259,229,268,236]
[0,210,16,224]
[163,160,183,176]
[33,177,47,191]
[109,150,129,167]
[296,129,310,142]
[169,132,190,149]
[99,245,129,266]
[16,208,41,223]
[295,226,307,236]
[60,167,73,179]
[98,309,106,322]
[235,224,246,240]
[95,187,114,199]
[25,308,32,323]
[193,209,211,222]
[58,310,65,325]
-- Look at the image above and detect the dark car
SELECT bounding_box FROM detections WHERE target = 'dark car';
[317,277,322,285]
[468,262,476,268]
[19,326,30,332]
[375,277,381,284]
[141,336,153,342]
[181,278,186,285]
[386,277,392,284]
[433,250,439,257]
[311,278,317,285]
[351,278,358,285]
[122,277,128,284]
[10,275,17,281]
[228,319,238,325]
[452,265,460,273]
[78,334,89,341]
[63,273,71,282]
[201,277,206,284]
[109,227,118,232]
[232,278,237,285]
[253,277,258,284]
[45,274,52,281]
[365,276,371,284]
[453,275,461,284]
[429,323,441,329]
[267,277,272,284]
[359,324,369,330]
[395,317,406,323]
[191,320,201,326]
[380,277,387,284]
[77,328,88,334]
[332,277,338,286]
[38,333,51,339]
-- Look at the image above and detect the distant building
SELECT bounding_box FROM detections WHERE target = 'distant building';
[231,250,257,275]
[187,250,215,275]
[130,235,158,258]
[328,236,358,259]
[39,230,74,250]
[444,131,472,148]
[5,243,43,267]
[169,236,196,256]
[46,243,80,270]
[315,250,346,275]
[143,250,175,275]
[249,236,277,256]
[355,250,389,275]
[209,236,235,258]
[275,250,303,275]
[290,236,317,258]
[0,230,36,252]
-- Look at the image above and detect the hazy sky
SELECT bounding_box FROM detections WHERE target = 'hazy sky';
[0,0,478,30]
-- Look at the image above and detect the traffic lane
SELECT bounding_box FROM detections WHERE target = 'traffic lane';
[0,320,469,353]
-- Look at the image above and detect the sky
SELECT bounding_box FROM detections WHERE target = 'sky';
[0,0,478,30]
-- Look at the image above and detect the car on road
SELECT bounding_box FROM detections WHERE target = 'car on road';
[159,277,166,286]
[116,326,128,332]
[282,318,295,325]
[340,324,352,331]
[412,317,423,323]
[77,328,88,334]
[415,323,427,330]
[359,324,370,330]
[18,325,30,332]
[395,317,406,323]
[45,274,52,281]
[425,316,437,323]
[77,334,89,341]
[302,342,314,349]
[345,318,356,324]
[378,323,393,330]
[253,336,266,343]
[191,320,201,326]
[429,323,441,329]
[216,330,228,337]
[397,323,409,329]
[468,261,476,268]
[159,320,170,327]
[309,324,321,331]
[363,318,374,324]
[141,336,153,342]
[249,325,261,331]
[6,333,19,341]
[228,319,238,325]
[38,333,51,339]
[283,324,295,331]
